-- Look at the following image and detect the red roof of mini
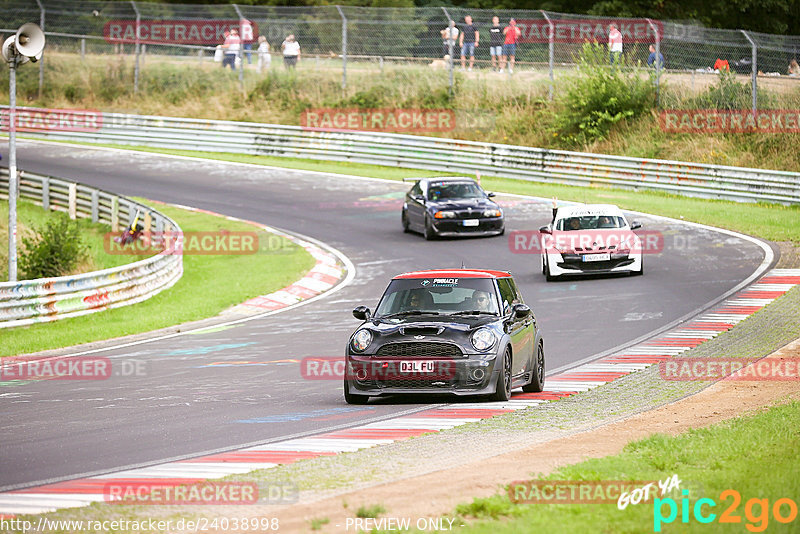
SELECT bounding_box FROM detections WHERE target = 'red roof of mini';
[394,269,511,279]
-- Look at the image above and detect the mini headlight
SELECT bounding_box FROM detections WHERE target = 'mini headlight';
[434,211,456,219]
[482,209,502,218]
[471,327,496,351]
[351,329,372,352]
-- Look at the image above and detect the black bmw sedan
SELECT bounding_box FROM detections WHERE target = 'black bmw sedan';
[401,177,504,239]
[344,269,544,404]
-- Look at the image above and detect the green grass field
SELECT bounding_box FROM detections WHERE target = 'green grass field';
[0,201,316,357]
[454,400,800,533]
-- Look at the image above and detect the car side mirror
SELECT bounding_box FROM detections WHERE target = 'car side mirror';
[630,221,642,230]
[538,225,552,234]
[353,306,371,321]
[487,192,496,198]
[513,304,532,319]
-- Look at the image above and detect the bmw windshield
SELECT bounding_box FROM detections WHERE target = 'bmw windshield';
[427,182,485,201]
[375,278,500,317]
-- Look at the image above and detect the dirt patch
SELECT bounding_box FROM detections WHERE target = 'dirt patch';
[265,339,800,533]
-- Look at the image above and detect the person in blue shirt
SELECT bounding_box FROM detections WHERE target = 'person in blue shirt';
[647,44,664,69]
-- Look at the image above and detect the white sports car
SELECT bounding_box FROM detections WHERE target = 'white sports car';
[539,204,644,281]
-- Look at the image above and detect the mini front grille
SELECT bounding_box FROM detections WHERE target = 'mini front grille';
[376,342,463,358]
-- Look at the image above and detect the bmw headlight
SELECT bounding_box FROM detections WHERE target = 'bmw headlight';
[351,329,373,352]
[434,211,457,219]
[471,327,496,351]
[482,209,502,218]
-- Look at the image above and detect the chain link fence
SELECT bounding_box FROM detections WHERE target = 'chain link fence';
[2,0,800,111]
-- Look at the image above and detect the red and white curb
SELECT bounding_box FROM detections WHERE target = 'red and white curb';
[1,269,797,516]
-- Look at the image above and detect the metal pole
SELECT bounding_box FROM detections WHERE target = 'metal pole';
[442,7,453,96]
[741,30,757,112]
[131,1,140,94]
[36,0,44,99]
[7,59,18,281]
[541,11,554,101]
[336,6,347,91]
[647,18,661,107]
[232,4,245,89]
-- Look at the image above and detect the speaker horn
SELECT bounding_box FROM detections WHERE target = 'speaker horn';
[1,36,18,63]
[14,23,45,59]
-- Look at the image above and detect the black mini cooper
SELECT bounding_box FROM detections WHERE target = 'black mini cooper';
[402,177,505,239]
[344,269,544,404]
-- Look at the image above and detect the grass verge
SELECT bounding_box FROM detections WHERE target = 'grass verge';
[454,399,800,533]
[44,142,800,244]
[0,200,316,357]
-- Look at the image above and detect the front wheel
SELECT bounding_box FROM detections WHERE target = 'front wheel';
[401,210,410,233]
[490,349,512,401]
[522,343,545,393]
[344,379,369,405]
[424,215,437,241]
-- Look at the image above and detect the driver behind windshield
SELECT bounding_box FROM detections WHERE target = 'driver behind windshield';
[472,290,492,312]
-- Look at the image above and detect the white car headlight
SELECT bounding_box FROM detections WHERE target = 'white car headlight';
[482,209,502,217]
[471,327,496,351]
[434,211,457,219]
[351,329,373,352]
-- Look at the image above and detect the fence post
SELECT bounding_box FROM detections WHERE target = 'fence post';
[81,38,85,59]
[741,30,757,112]
[68,183,77,220]
[35,0,44,100]
[111,196,119,232]
[336,5,348,91]
[232,4,245,91]
[647,18,661,108]
[91,189,99,222]
[442,7,454,96]
[541,10,554,101]
[131,1,140,94]
[42,177,50,211]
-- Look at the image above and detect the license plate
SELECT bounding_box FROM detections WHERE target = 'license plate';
[400,360,435,373]
[463,219,479,227]
[583,253,610,262]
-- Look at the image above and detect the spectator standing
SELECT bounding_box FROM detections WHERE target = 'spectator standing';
[440,20,459,60]
[789,59,800,76]
[489,16,503,72]
[257,35,271,73]
[647,44,664,69]
[501,18,521,74]
[221,28,241,70]
[459,15,479,71]
[281,34,300,69]
[608,23,622,65]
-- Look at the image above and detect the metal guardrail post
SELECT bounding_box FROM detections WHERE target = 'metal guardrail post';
[91,189,99,222]
[336,6,347,91]
[442,7,454,96]
[541,11,554,101]
[741,30,757,112]
[130,1,140,94]
[35,0,44,100]
[647,18,661,108]
[42,177,49,211]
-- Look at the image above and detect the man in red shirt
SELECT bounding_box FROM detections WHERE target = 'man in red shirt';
[500,18,521,74]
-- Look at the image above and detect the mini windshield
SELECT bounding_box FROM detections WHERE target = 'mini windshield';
[556,215,626,231]
[427,182,485,201]
[376,278,500,317]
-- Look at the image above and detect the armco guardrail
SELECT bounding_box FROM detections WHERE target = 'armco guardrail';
[0,168,183,328]
[3,107,800,204]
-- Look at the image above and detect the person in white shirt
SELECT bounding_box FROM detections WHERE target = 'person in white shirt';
[257,35,271,73]
[608,23,623,65]
[222,28,241,70]
[281,34,300,69]
[440,20,459,60]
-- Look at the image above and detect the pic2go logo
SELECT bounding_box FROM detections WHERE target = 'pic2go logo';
[654,490,798,532]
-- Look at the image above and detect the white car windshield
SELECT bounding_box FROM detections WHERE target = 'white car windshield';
[556,215,626,231]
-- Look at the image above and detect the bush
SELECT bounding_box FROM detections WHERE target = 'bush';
[689,69,775,110]
[19,215,87,280]
[552,42,656,145]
